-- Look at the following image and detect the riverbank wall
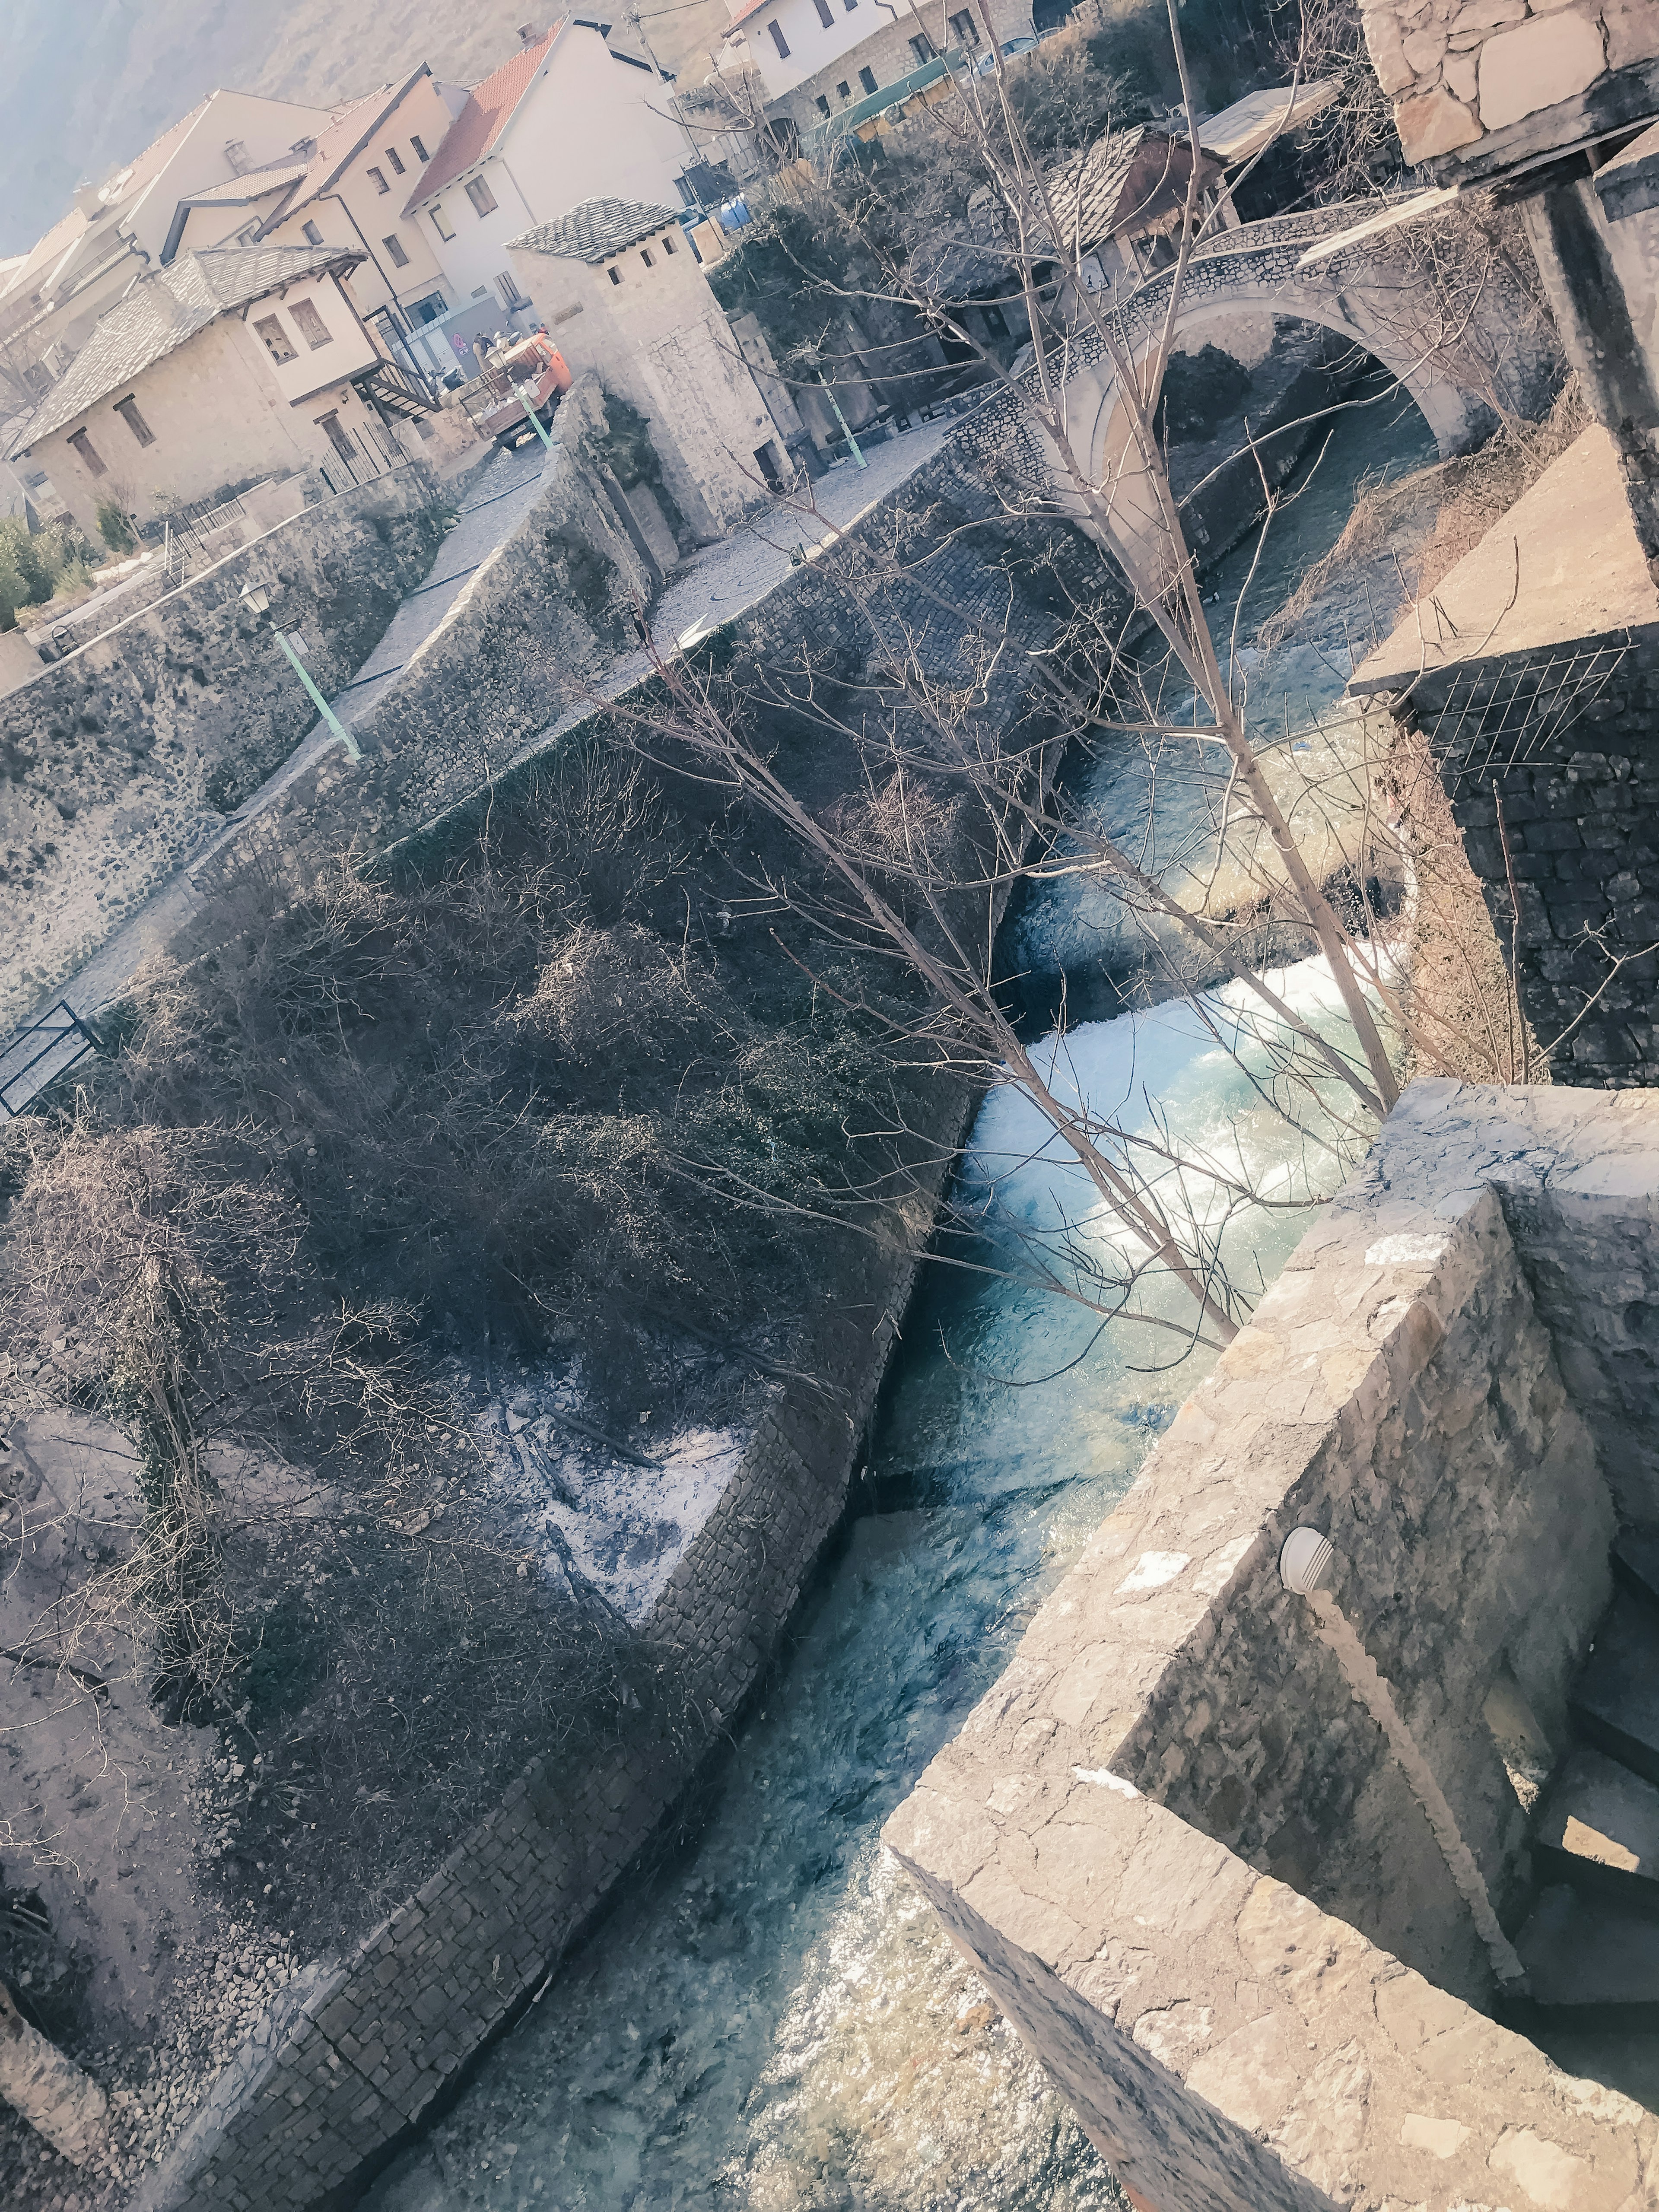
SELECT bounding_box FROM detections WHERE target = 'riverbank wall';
[133,416,1089,2212]
[885,1081,1659,2212]
[0,467,448,1033]
[49,341,1419,2210]
[1352,423,1659,1087]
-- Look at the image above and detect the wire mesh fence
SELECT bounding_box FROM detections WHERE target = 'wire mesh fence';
[1419,640,1632,789]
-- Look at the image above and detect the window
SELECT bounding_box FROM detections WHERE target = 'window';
[640,247,654,269]
[843,0,857,10]
[465,175,499,218]
[385,146,406,175]
[289,297,334,350]
[909,31,936,63]
[836,79,852,99]
[411,134,429,162]
[607,265,623,286]
[813,0,833,22]
[981,302,1008,336]
[114,394,155,447]
[302,219,324,246]
[409,292,446,324]
[383,232,410,268]
[366,165,389,195]
[315,410,355,464]
[815,93,830,114]
[431,204,455,242]
[662,231,676,254]
[949,7,979,40]
[253,313,298,364]
[493,270,527,309]
[767,19,789,57]
[858,64,877,92]
[67,427,106,477]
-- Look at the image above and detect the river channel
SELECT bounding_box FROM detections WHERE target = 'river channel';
[366,378,1440,2211]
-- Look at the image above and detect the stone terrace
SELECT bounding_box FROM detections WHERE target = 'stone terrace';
[886,1082,1659,2211]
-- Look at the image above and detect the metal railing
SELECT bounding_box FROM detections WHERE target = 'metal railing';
[316,421,403,499]
[357,357,439,417]
[0,1002,104,1118]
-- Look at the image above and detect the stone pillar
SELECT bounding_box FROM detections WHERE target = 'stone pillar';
[0,1981,108,2165]
[1521,172,1659,582]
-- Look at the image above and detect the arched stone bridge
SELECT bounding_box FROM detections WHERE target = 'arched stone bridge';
[956,197,1554,565]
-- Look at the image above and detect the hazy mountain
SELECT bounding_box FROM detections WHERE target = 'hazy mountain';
[1,0,736,257]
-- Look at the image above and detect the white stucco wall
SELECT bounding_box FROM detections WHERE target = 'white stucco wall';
[411,30,690,311]
[263,76,464,331]
[121,90,339,264]
[736,0,1032,111]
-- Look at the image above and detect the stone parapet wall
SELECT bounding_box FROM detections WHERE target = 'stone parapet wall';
[1405,627,1659,1087]
[1359,0,1659,171]
[885,1082,1659,2212]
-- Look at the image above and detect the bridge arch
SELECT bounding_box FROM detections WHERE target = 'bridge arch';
[1025,204,1552,586]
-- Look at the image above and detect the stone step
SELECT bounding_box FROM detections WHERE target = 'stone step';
[1533,1747,1659,1909]
[1569,1591,1659,1789]
[1514,1885,1659,2012]
[1613,1529,1659,1617]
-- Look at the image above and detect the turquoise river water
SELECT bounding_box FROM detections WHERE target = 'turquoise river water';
[367,381,1440,2211]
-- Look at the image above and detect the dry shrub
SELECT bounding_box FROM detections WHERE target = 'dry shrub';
[1257,380,1586,652]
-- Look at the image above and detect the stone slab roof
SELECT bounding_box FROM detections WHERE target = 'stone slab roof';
[12,244,362,451]
[1197,76,1341,162]
[1349,426,1659,695]
[1043,126,1155,252]
[183,160,311,207]
[509,197,681,263]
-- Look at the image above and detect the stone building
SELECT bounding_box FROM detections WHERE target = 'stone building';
[505,197,799,534]
[399,22,693,344]
[6,246,406,540]
[0,90,339,416]
[160,69,470,381]
[718,0,1035,156]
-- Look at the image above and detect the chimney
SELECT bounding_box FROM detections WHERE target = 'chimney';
[518,22,539,40]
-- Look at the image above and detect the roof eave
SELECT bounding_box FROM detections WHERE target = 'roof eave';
[301,66,435,212]
[404,23,569,213]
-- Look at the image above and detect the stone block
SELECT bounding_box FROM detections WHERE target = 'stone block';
[1476,6,1607,130]
[1396,83,1483,158]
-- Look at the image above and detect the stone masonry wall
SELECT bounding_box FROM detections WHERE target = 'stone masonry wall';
[884,1083,1659,2212]
[1398,627,1659,1089]
[1104,1185,1606,1999]
[0,465,447,1033]
[1359,0,1659,172]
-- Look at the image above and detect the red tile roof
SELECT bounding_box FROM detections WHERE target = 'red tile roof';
[402,24,564,214]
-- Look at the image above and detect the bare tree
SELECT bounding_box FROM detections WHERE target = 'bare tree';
[613,0,1553,1356]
